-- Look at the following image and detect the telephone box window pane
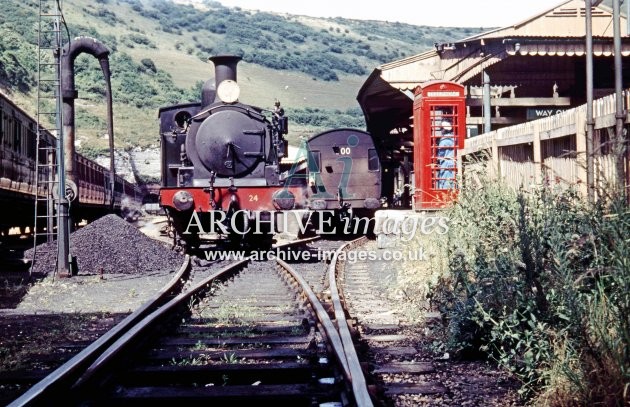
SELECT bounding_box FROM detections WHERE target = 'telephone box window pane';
[430,105,458,189]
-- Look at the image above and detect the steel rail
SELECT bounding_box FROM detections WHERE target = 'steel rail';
[276,235,373,407]
[71,258,250,392]
[273,236,320,249]
[9,255,192,407]
[275,258,351,379]
[328,236,373,407]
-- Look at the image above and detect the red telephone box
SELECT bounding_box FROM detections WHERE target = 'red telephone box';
[412,81,465,209]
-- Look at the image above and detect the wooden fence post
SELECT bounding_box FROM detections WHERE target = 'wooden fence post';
[491,137,500,179]
[533,121,542,185]
[575,109,588,197]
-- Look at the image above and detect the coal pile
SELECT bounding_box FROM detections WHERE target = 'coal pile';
[26,214,184,275]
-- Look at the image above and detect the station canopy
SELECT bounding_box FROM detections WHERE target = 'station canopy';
[358,0,630,140]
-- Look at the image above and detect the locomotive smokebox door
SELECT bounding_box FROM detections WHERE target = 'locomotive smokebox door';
[412,81,465,210]
[194,110,266,177]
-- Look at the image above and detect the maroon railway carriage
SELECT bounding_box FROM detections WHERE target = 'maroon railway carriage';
[0,93,142,237]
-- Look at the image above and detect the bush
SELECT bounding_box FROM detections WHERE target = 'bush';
[83,6,121,26]
[140,58,157,74]
[0,28,37,91]
[124,33,156,48]
[420,169,630,404]
[286,107,365,129]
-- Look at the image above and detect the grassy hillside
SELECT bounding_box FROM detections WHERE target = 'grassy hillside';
[0,0,484,156]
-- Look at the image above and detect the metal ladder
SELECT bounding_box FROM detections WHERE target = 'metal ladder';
[31,0,64,271]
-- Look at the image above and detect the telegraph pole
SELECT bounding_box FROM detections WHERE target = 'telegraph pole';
[613,0,627,199]
[585,0,601,202]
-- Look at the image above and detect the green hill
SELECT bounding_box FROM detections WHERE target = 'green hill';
[0,0,484,156]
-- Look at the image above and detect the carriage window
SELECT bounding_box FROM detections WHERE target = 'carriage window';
[5,115,12,148]
[308,150,321,173]
[27,125,36,159]
[368,148,379,171]
[13,119,21,153]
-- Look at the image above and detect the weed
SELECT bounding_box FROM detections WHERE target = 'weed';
[221,352,239,364]
[210,302,259,324]
[397,169,629,404]
[170,354,210,366]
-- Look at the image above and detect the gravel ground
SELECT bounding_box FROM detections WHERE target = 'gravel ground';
[14,214,187,313]
[13,269,179,314]
[1,230,520,405]
[343,240,522,406]
[0,214,187,403]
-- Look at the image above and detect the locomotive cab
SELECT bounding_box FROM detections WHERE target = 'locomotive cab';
[159,102,201,188]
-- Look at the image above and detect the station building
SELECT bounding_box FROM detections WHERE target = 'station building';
[357,0,630,206]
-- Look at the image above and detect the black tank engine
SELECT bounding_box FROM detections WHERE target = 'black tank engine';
[159,55,301,247]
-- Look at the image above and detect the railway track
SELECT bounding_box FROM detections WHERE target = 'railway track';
[9,237,374,406]
[339,240,520,406]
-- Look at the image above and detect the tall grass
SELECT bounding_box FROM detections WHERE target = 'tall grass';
[400,171,629,404]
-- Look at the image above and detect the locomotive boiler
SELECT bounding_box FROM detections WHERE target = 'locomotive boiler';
[159,55,303,248]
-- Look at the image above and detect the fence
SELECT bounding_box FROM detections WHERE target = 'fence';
[459,91,629,198]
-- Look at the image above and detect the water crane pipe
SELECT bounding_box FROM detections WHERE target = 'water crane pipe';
[61,36,115,208]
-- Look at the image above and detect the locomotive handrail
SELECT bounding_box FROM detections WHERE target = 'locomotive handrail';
[8,256,192,406]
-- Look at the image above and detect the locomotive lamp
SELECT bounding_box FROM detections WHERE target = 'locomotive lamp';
[272,190,296,210]
[216,80,240,104]
[172,190,194,211]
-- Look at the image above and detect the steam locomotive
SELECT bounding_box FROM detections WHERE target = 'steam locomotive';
[304,128,382,232]
[159,55,304,247]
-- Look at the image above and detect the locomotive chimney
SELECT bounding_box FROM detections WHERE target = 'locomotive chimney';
[209,55,241,102]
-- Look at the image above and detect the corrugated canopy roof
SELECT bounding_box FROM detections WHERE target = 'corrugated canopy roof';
[358,0,630,132]
[463,0,625,40]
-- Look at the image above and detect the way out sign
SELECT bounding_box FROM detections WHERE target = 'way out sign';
[527,107,566,120]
